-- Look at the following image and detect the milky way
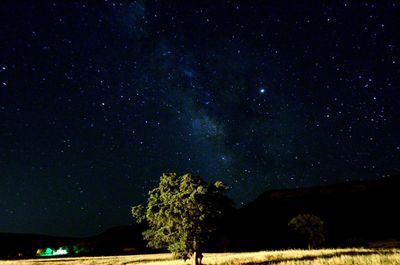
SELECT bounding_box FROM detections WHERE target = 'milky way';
[0,1,399,236]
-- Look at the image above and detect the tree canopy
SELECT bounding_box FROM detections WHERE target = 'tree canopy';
[132,173,232,265]
[288,213,325,248]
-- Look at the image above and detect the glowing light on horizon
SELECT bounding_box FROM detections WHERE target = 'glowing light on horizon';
[37,247,68,256]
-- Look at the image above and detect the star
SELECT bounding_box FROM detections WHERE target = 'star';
[0,1,398,238]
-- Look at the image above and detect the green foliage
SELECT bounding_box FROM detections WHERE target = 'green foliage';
[288,213,325,248]
[132,173,232,262]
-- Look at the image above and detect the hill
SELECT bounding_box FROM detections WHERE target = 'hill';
[2,176,399,258]
[0,233,77,258]
[228,176,400,250]
[0,225,146,259]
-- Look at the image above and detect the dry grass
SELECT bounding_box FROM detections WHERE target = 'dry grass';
[1,248,399,265]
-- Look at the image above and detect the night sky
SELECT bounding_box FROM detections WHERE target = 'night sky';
[1,1,399,237]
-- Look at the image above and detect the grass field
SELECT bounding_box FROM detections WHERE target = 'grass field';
[1,248,399,265]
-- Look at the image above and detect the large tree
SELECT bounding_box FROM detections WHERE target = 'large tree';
[132,173,232,265]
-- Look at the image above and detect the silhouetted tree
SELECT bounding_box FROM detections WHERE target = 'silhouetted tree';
[288,213,325,248]
[132,173,232,265]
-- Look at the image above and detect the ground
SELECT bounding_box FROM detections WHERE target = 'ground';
[1,249,399,265]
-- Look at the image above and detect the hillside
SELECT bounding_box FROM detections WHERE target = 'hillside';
[228,176,400,250]
[0,233,77,258]
[1,176,399,258]
[0,225,146,258]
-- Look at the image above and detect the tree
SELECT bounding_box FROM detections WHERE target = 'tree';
[288,213,325,249]
[132,173,232,265]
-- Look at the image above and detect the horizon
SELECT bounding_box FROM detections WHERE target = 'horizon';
[0,173,377,238]
[1,173,398,238]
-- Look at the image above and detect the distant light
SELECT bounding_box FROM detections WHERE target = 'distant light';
[37,247,68,257]
[53,248,68,255]
[260,88,265,93]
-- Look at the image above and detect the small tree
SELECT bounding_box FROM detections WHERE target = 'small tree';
[132,173,232,265]
[288,213,325,249]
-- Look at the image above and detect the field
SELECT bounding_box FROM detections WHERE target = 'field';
[1,248,399,265]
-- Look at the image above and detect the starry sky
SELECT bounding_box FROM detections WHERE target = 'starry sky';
[1,1,399,237]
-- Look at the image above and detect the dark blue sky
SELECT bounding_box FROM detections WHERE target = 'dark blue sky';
[0,1,399,237]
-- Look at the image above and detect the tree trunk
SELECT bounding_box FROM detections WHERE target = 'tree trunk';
[191,251,204,265]
[198,251,203,265]
[191,251,199,265]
